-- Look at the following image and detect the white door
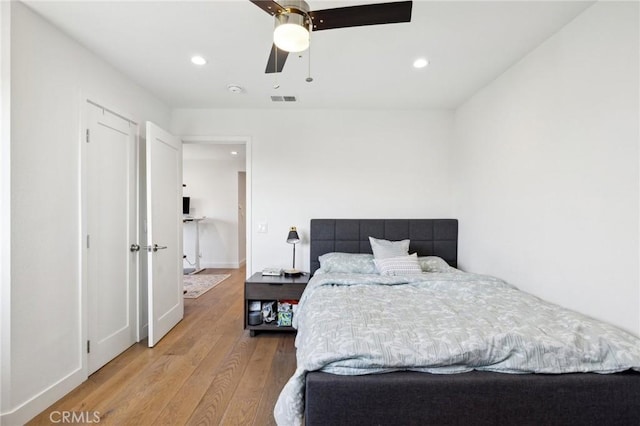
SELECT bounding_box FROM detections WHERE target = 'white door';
[86,102,138,374]
[146,122,183,347]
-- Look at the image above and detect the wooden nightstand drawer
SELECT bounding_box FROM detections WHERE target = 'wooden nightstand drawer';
[245,283,306,300]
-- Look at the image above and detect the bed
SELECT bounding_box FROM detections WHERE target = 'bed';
[274,219,640,426]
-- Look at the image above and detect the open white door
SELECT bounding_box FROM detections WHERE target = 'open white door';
[146,122,183,347]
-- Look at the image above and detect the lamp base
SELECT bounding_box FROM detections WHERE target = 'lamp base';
[283,268,302,278]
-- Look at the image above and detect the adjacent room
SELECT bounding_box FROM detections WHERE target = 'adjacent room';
[1,0,638,425]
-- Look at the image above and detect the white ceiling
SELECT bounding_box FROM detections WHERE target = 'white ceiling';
[24,0,595,110]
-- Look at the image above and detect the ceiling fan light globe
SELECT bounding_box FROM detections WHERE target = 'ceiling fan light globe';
[274,23,309,53]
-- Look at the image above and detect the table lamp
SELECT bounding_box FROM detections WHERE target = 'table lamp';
[284,226,302,277]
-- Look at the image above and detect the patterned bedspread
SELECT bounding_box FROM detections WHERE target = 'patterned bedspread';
[273,271,640,426]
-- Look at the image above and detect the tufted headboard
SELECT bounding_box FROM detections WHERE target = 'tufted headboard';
[309,219,458,275]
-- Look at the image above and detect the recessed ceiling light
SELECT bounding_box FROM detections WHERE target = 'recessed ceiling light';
[191,55,207,66]
[231,151,238,156]
[413,57,429,69]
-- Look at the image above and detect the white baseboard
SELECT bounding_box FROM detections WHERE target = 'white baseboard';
[1,367,85,425]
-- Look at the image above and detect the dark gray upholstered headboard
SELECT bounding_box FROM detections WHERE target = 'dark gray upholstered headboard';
[310,219,458,275]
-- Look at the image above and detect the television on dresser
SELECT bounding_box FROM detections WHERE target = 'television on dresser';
[182,197,190,215]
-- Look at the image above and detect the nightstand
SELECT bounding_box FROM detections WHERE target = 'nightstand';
[244,272,310,336]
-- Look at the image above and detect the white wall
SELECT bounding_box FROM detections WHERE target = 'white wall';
[182,147,246,269]
[2,2,171,424]
[0,0,12,419]
[172,109,454,274]
[452,1,639,335]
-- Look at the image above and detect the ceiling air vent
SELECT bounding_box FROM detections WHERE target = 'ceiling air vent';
[270,96,297,102]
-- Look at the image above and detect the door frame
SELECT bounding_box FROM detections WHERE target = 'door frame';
[181,135,252,277]
[80,96,140,377]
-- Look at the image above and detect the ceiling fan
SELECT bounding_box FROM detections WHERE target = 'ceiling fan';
[250,0,413,73]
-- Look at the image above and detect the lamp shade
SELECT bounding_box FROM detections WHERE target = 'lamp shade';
[286,226,300,244]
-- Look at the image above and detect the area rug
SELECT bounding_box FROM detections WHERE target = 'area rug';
[183,274,230,298]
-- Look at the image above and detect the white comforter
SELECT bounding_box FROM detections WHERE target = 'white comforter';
[273,271,640,426]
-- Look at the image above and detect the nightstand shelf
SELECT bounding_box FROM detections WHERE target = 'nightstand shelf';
[244,272,309,336]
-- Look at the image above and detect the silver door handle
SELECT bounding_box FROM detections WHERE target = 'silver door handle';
[143,244,167,252]
[130,244,140,252]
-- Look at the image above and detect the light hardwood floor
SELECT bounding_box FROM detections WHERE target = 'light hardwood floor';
[27,267,297,426]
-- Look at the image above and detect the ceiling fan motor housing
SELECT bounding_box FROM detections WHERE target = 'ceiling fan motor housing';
[278,0,310,16]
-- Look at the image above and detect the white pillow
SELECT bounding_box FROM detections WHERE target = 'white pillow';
[374,253,422,276]
[369,236,410,259]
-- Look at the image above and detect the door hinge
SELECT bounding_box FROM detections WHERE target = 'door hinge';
[86,129,90,143]
[87,340,91,354]
[86,234,90,249]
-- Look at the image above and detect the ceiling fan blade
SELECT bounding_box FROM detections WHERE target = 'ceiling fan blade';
[265,44,289,74]
[249,0,286,16]
[309,1,412,31]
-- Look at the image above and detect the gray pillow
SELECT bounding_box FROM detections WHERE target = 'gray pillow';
[368,237,410,259]
[318,252,378,274]
[418,256,453,272]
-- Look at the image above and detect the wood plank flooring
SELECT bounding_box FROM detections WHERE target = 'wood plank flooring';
[27,267,297,426]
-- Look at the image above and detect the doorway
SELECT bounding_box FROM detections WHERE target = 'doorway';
[181,136,250,274]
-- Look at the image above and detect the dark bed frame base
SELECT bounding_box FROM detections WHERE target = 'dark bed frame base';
[305,219,640,426]
[306,370,640,426]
